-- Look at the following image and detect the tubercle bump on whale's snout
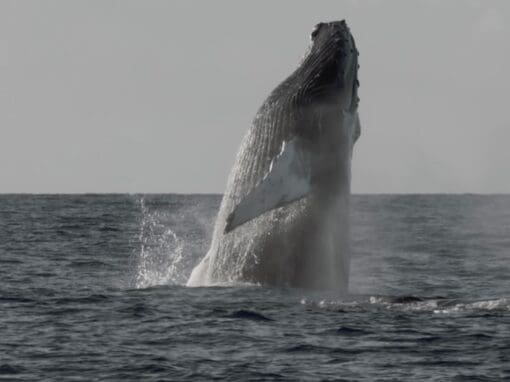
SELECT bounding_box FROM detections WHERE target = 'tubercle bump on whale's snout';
[292,20,359,113]
[310,20,352,46]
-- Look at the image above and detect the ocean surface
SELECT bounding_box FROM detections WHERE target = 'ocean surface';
[0,194,509,381]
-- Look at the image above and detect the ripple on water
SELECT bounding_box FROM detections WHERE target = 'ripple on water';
[224,309,275,322]
[1,194,509,381]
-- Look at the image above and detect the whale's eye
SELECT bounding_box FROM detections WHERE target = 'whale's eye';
[311,23,325,40]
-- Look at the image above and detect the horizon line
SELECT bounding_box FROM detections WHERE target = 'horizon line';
[1,192,509,196]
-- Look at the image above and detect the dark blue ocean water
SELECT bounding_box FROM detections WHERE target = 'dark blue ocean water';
[0,194,509,381]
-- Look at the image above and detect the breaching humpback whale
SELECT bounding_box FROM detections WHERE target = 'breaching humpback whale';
[188,20,361,290]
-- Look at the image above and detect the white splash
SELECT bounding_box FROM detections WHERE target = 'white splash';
[134,197,186,289]
[433,298,509,314]
[301,296,510,314]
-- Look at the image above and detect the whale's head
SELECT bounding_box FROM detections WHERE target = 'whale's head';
[298,20,359,112]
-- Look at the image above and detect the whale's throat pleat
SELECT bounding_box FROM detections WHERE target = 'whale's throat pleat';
[229,91,298,210]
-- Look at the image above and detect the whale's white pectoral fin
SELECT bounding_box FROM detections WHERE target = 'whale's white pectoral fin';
[225,139,312,233]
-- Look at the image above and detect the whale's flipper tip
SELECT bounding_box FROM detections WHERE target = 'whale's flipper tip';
[224,212,235,233]
[224,138,312,234]
[224,204,249,233]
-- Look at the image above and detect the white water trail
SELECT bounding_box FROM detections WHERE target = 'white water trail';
[301,295,510,314]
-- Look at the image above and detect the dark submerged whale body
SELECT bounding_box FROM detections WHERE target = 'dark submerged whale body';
[188,21,361,290]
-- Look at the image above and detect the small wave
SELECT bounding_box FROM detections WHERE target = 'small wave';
[0,364,22,375]
[301,295,509,314]
[335,326,370,336]
[119,303,154,318]
[69,260,111,269]
[52,294,109,305]
[0,259,22,264]
[227,309,274,322]
[98,225,120,232]
[370,296,510,313]
[453,374,500,381]
[369,296,510,314]
[433,298,509,314]
[369,295,442,311]
[300,298,366,313]
[285,344,330,353]
[50,307,84,316]
[0,296,35,304]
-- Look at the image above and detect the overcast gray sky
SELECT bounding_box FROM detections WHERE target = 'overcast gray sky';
[1,0,509,193]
